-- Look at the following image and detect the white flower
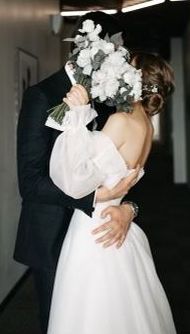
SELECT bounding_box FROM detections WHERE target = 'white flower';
[99,93,107,102]
[123,71,135,86]
[100,63,119,79]
[91,85,106,101]
[76,49,91,68]
[101,41,115,55]
[90,46,99,59]
[88,24,102,41]
[104,78,119,98]
[72,20,142,105]
[99,51,126,79]
[118,46,128,57]
[91,40,114,55]
[128,70,142,101]
[83,64,92,76]
[130,81,142,101]
[74,34,84,43]
[90,40,102,52]
[121,62,131,71]
[50,19,145,128]
[74,34,89,48]
[120,87,127,94]
[92,69,107,83]
[91,66,119,102]
[79,19,95,33]
[88,31,100,42]
[123,66,141,86]
[105,51,125,67]
[91,84,107,102]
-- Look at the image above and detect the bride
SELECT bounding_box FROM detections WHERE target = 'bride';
[46,52,176,333]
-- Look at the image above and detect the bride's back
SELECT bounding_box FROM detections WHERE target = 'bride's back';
[102,104,154,169]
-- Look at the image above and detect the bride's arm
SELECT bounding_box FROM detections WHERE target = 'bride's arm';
[50,85,139,248]
[49,106,139,200]
[58,86,139,200]
[49,105,124,199]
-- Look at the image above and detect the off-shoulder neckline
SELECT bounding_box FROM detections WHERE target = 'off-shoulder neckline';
[97,130,145,175]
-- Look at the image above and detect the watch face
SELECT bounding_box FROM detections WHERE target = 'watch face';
[52,14,62,35]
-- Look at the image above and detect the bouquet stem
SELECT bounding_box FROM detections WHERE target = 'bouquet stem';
[48,102,69,125]
[47,75,90,125]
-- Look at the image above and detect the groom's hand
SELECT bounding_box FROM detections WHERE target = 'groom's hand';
[92,204,134,248]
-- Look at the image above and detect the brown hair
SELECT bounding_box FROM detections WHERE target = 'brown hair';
[132,53,175,116]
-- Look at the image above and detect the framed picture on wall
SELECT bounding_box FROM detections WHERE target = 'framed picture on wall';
[18,49,38,109]
[14,49,38,158]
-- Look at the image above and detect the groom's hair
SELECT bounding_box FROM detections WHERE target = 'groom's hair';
[71,11,126,50]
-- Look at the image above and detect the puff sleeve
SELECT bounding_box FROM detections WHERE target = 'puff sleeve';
[46,105,127,199]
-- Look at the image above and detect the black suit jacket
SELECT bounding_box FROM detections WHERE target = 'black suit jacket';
[14,67,113,270]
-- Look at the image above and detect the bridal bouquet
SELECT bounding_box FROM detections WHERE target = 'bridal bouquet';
[48,19,142,125]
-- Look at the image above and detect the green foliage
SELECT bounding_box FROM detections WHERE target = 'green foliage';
[110,32,124,47]
[48,102,69,125]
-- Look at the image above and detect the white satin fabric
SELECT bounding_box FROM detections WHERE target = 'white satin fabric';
[46,105,176,334]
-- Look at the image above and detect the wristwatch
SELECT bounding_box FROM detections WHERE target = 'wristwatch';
[122,201,139,219]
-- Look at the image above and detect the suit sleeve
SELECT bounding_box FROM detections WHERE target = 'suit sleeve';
[17,86,94,216]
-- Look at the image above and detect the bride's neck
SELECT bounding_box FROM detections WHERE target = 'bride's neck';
[117,101,143,115]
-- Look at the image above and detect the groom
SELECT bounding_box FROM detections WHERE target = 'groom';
[14,11,139,334]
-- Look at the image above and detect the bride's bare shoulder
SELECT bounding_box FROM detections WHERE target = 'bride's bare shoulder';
[101,112,130,148]
[102,112,129,130]
[103,111,149,136]
[102,112,130,137]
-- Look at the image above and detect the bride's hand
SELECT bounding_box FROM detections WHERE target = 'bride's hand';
[63,84,89,109]
[96,165,140,202]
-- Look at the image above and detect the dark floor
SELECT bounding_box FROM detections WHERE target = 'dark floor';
[0,274,41,334]
[130,147,190,334]
[0,145,190,333]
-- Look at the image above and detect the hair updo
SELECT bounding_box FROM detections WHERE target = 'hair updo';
[132,53,175,116]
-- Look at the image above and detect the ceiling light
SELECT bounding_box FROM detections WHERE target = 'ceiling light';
[60,9,117,17]
[122,0,165,13]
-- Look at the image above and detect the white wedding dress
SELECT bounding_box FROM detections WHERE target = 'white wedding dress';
[46,105,176,334]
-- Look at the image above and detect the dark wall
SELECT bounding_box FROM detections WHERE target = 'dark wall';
[183,18,190,186]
